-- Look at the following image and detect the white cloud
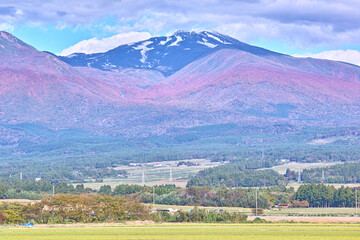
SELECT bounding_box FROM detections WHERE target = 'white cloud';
[294,49,360,66]
[0,23,14,31]
[59,31,151,56]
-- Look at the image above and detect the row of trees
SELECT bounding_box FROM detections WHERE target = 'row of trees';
[0,194,149,224]
[0,179,95,200]
[155,207,247,223]
[0,194,248,224]
[295,183,357,207]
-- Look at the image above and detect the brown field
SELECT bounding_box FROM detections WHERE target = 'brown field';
[0,199,39,204]
[248,216,360,223]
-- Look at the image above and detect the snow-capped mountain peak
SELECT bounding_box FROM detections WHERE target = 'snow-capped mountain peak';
[58,30,279,76]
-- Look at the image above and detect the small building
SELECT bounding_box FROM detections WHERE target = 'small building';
[279,203,289,208]
[274,202,289,208]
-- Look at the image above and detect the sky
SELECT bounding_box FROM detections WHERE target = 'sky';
[0,0,360,65]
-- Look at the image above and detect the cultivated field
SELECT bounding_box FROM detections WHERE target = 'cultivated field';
[1,223,360,240]
[82,159,219,189]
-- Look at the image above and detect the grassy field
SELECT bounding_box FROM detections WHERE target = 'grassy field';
[82,159,219,189]
[287,182,360,191]
[267,207,359,216]
[270,162,343,175]
[1,223,360,240]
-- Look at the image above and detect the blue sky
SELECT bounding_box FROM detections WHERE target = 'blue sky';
[1,0,360,65]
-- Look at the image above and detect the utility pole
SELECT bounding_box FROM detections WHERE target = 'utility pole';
[153,186,156,212]
[52,185,55,197]
[356,189,358,217]
[20,172,23,180]
[298,171,301,183]
[255,188,258,216]
[169,166,173,183]
[142,169,145,186]
[322,170,325,182]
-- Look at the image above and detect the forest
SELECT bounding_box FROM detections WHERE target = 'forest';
[0,125,359,183]
[301,162,360,183]
[186,160,284,187]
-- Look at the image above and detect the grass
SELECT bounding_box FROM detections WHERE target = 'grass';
[287,182,360,191]
[270,162,343,175]
[1,223,360,240]
[267,207,358,216]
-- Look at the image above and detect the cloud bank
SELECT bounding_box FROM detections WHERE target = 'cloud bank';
[59,32,151,55]
[295,50,360,66]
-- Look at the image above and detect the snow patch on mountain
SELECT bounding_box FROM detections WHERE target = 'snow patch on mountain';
[133,41,154,63]
[160,37,171,45]
[204,32,231,44]
[169,36,183,47]
[197,38,218,48]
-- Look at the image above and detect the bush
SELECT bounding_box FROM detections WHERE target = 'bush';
[252,208,264,215]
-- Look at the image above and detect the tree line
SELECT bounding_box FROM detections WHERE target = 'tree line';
[301,162,360,184]
[0,194,247,224]
[295,183,357,207]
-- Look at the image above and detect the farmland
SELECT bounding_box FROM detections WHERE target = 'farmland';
[1,223,360,240]
[152,204,360,217]
[82,159,219,189]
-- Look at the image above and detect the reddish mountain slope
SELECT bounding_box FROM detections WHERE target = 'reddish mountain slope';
[145,49,360,126]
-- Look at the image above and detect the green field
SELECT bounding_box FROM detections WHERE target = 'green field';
[1,224,360,240]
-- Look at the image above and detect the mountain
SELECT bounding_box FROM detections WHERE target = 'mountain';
[58,30,283,76]
[0,30,360,141]
[1,30,360,181]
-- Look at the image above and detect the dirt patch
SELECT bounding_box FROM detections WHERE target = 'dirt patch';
[248,215,360,223]
[124,220,155,225]
[0,221,157,229]
[0,199,39,204]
